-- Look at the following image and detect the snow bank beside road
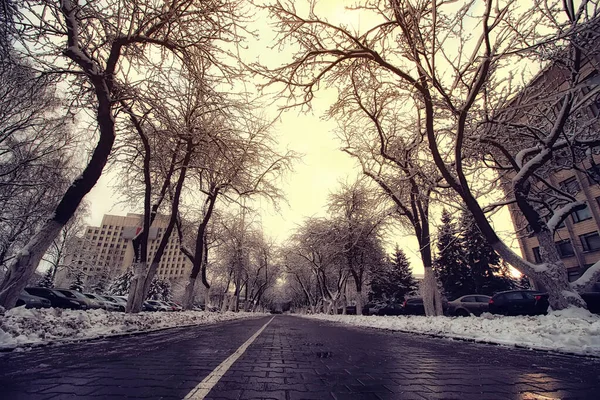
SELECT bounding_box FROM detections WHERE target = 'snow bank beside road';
[300,309,600,356]
[0,307,265,350]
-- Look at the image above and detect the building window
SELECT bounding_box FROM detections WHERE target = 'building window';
[555,239,575,258]
[580,232,600,252]
[572,204,592,223]
[560,177,580,195]
[567,269,580,282]
[532,247,542,263]
[587,165,600,185]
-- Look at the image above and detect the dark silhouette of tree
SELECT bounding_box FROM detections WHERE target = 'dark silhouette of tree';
[459,212,516,295]
[38,268,54,288]
[370,246,417,302]
[69,270,84,292]
[434,210,473,300]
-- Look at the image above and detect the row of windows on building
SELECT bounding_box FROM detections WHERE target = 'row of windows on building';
[526,193,600,234]
[532,230,600,263]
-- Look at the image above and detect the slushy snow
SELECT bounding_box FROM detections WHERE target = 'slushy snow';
[300,308,600,356]
[0,307,265,350]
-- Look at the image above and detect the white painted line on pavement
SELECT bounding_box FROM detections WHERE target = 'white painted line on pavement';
[183,316,275,400]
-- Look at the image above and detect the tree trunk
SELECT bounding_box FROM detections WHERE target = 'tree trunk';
[204,286,211,309]
[422,266,443,316]
[0,221,63,307]
[0,80,116,309]
[127,261,147,312]
[182,276,196,310]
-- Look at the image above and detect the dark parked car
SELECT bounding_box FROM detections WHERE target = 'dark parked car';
[402,297,449,315]
[54,288,100,309]
[362,302,385,316]
[16,291,51,309]
[23,287,87,310]
[84,293,121,311]
[447,295,491,316]
[488,290,549,316]
[336,306,357,315]
[581,292,600,314]
[376,303,404,316]
[101,295,127,311]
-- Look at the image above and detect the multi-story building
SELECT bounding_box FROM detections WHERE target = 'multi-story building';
[58,213,192,286]
[508,164,600,282]
[503,35,600,285]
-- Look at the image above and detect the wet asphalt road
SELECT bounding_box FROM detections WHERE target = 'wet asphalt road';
[0,315,599,399]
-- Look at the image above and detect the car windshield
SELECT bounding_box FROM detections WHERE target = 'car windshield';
[56,290,77,299]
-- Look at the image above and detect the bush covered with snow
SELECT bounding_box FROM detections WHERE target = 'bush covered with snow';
[300,309,600,356]
[0,307,266,350]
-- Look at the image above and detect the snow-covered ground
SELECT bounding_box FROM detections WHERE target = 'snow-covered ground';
[0,307,266,350]
[300,309,600,356]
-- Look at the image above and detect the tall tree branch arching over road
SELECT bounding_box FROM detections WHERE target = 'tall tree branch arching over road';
[258,0,600,310]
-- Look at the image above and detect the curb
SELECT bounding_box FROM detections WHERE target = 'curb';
[300,315,600,359]
[0,314,269,353]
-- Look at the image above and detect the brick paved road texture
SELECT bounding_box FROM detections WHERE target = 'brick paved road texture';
[1,315,599,399]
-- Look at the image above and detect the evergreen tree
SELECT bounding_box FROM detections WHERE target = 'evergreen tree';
[107,269,133,296]
[147,276,172,301]
[91,272,110,294]
[369,246,418,302]
[38,267,54,288]
[459,211,517,295]
[433,209,473,300]
[69,269,85,292]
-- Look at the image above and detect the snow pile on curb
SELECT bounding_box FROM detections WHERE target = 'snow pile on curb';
[0,307,266,350]
[300,308,600,356]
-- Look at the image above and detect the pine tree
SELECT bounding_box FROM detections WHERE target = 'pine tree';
[433,209,473,300]
[146,276,172,301]
[91,272,110,294]
[459,211,517,295]
[38,268,54,288]
[369,246,418,302]
[69,269,85,292]
[107,269,133,296]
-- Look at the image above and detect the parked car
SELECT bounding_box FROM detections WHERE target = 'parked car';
[84,293,121,311]
[488,290,549,316]
[336,305,357,315]
[101,295,128,311]
[144,300,171,312]
[447,295,491,316]
[376,303,404,316]
[16,291,51,309]
[402,297,449,315]
[166,301,183,311]
[362,302,385,316]
[23,287,87,310]
[581,292,600,314]
[54,288,100,309]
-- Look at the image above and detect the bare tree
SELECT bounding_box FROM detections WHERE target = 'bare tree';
[333,67,445,315]
[258,0,600,310]
[284,217,349,314]
[327,179,389,315]
[176,111,295,310]
[0,0,249,308]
